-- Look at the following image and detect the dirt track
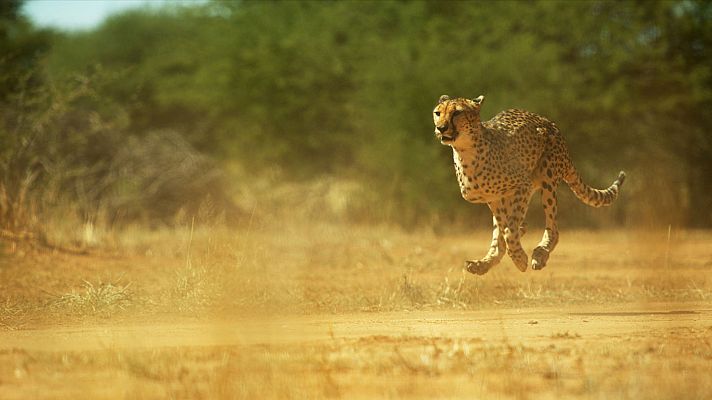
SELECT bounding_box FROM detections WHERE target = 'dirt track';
[2,303,711,399]
[2,303,709,351]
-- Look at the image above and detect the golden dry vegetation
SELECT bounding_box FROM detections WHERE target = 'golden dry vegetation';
[1,222,711,399]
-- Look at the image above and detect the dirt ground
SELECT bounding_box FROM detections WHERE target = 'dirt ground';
[0,226,711,399]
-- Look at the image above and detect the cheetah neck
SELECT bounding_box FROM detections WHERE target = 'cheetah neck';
[452,125,490,169]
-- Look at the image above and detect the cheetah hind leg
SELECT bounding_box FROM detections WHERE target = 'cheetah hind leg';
[531,246,550,270]
[532,182,559,270]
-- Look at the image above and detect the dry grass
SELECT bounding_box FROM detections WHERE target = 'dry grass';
[2,223,712,318]
[49,279,132,316]
[0,222,711,399]
[0,298,28,331]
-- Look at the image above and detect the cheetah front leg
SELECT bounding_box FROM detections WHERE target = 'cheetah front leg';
[465,215,505,275]
[465,201,528,275]
[494,192,532,272]
[532,180,560,270]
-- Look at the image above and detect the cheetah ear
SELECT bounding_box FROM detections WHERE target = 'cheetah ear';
[473,95,485,106]
[438,95,450,104]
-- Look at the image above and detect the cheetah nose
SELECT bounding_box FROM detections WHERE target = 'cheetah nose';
[436,123,449,133]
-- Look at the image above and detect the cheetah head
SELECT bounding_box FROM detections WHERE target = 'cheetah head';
[432,95,484,145]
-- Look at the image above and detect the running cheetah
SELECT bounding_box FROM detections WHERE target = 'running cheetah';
[433,95,625,274]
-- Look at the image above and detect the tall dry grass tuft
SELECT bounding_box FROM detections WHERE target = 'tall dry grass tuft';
[49,279,132,316]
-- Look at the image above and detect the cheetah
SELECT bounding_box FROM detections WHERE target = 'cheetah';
[432,95,626,274]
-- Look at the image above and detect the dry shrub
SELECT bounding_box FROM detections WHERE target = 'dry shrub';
[110,130,243,225]
[0,72,242,247]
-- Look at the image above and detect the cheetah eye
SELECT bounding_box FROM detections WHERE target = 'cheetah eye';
[434,111,441,117]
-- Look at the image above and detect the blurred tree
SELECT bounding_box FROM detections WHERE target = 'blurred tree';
[35,0,712,227]
[0,0,53,230]
[1,2,240,232]
[0,0,51,102]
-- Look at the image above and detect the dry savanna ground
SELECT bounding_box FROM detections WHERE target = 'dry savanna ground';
[1,221,711,399]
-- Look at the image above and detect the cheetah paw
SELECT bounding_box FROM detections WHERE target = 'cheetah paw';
[465,260,491,276]
[513,259,529,272]
[531,246,550,270]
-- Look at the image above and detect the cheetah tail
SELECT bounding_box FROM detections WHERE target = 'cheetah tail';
[564,169,626,208]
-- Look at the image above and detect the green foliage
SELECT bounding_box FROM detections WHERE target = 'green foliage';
[0,0,52,102]
[7,0,712,227]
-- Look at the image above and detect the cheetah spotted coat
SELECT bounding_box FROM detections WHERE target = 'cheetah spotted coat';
[433,95,625,274]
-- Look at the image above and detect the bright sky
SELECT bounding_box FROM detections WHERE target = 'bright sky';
[22,0,204,31]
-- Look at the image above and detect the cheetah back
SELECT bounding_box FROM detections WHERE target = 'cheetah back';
[483,109,558,138]
[482,109,562,173]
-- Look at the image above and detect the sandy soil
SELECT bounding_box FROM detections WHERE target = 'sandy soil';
[1,303,711,399]
[1,228,711,399]
[1,303,710,351]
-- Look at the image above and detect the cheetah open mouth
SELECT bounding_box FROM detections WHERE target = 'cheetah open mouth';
[437,132,457,144]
